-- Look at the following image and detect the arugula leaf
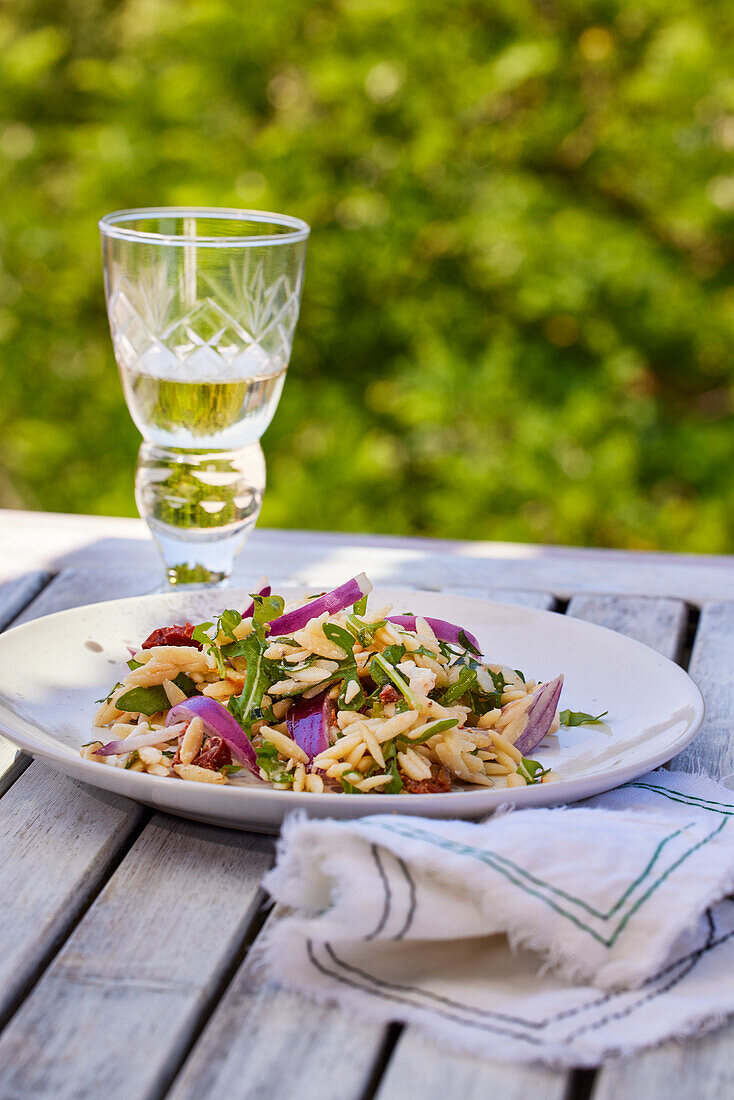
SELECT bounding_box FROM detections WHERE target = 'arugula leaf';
[397,718,458,745]
[322,622,357,656]
[345,613,387,646]
[229,595,284,734]
[559,709,608,727]
[353,594,368,616]
[220,764,242,776]
[458,629,481,656]
[191,620,227,677]
[441,666,477,705]
[217,608,242,642]
[517,756,551,784]
[369,652,419,709]
[255,742,293,784]
[340,772,364,794]
[252,593,285,631]
[192,622,214,645]
[124,750,140,769]
[127,658,142,671]
[381,643,406,666]
[514,668,526,683]
[382,741,404,793]
[115,672,196,716]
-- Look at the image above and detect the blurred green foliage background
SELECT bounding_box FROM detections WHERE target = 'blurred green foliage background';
[1,0,733,551]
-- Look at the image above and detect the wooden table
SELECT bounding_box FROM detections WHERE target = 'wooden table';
[1,508,733,1099]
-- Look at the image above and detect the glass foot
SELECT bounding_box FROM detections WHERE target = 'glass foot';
[135,442,266,588]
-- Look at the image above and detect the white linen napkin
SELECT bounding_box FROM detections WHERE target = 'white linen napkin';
[258,770,734,1066]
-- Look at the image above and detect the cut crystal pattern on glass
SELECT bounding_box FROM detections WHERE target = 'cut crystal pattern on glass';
[105,260,302,382]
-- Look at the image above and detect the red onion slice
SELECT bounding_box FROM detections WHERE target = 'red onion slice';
[166,696,259,776]
[387,615,482,656]
[268,573,372,637]
[513,675,564,756]
[243,581,272,619]
[96,722,186,757]
[286,690,334,761]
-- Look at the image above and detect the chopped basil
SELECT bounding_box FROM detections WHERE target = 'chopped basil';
[559,709,608,727]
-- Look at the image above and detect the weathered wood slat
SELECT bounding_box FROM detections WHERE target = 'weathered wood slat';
[0,816,272,1100]
[566,594,688,661]
[592,600,734,1099]
[0,763,144,1029]
[4,508,734,604]
[168,966,389,1100]
[0,571,51,792]
[670,601,734,779]
[0,569,161,1032]
[0,571,49,631]
[375,1033,569,1100]
[440,585,556,610]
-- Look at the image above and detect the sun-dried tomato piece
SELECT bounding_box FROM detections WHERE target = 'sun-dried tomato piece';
[172,732,232,771]
[402,765,452,794]
[379,685,401,705]
[141,623,202,650]
[195,734,232,771]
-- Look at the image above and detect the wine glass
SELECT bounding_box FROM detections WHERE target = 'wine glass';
[99,207,309,588]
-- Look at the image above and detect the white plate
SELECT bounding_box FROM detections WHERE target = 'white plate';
[0,587,704,832]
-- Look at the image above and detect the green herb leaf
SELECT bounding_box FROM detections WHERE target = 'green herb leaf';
[322,622,356,656]
[124,750,140,769]
[253,593,285,631]
[441,666,478,705]
[514,669,526,683]
[115,671,196,716]
[458,629,481,656]
[353,595,368,616]
[517,756,551,784]
[383,747,404,794]
[255,742,293,784]
[192,622,214,645]
[340,772,364,794]
[220,764,242,776]
[217,608,242,642]
[559,709,608,727]
[127,658,142,671]
[397,718,458,744]
[369,652,419,709]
